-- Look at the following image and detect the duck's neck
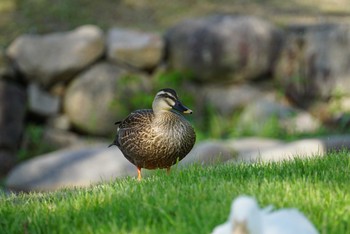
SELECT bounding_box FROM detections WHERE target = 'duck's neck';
[152,110,190,143]
[153,110,178,126]
[152,98,171,114]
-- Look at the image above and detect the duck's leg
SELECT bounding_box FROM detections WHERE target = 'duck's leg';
[166,167,171,175]
[137,167,142,181]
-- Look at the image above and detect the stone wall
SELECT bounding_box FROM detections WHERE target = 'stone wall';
[1,14,350,177]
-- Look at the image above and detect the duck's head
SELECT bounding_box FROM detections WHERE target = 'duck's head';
[152,88,193,115]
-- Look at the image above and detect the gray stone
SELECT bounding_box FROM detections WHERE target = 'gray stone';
[64,62,150,136]
[179,140,236,166]
[280,111,321,134]
[5,144,137,192]
[233,138,325,163]
[165,15,283,82]
[200,83,275,116]
[42,128,80,149]
[42,127,110,149]
[228,135,350,163]
[107,28,164,69]
[0,81,26,150]
[237,99,320,135]
[47,115,71,131]
[7,25,104,87]
[275,24,350,107]
[28,83,60,117]
[225,137,284,154]
[321,134,350,151]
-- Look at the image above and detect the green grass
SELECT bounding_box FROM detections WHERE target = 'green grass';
[1,151,350,234]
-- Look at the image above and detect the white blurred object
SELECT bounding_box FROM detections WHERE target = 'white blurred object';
[212,196,319,234]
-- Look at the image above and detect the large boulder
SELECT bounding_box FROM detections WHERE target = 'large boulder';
[64,62,150,136]
[225,137,284,154]
[232,135,350,163]
[233,138,326,163]
[237,99,320,135]
[5,144,136,192]
[0,81,26,175]
[165,15,283,82]
[275,24,350,107]
[199,83,274,116]
[107,28,164,70]
[7,25,105,87]
[179,140,236,166]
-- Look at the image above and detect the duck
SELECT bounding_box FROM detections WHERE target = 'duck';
[109,88,196,180]
[212,196,319,234]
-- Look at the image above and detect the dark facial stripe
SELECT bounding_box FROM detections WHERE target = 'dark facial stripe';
[157,93,177,102]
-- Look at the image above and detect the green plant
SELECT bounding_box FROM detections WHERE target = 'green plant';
[17,124,56,162]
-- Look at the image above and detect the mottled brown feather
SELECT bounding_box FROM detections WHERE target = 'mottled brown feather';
[113,109,196,169]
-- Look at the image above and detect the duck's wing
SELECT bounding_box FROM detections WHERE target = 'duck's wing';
[263,208,319,234]
[108,109,153,148]
[118,109,153,129]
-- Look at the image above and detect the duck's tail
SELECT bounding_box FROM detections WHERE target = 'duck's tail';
[108,121,122,147]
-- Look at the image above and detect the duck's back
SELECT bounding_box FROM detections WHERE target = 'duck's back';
[116,109,195,169]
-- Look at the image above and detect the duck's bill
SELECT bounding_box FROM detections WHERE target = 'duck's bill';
[172,100,193,114]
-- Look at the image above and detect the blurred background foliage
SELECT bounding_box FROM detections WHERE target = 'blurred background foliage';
[1,0,350,48]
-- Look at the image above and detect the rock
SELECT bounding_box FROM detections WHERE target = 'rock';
[200,83,275,116]
[165,15,283,82]
[237,99,320,135]
[321,134,350,150]
[225,137,284,154]
[275,24,350,107]
[0,150,16,177]
[42,128,80,148]
[0,81,26,150]
[42,127,110,149]
[280,111,321,134]
[28,83,60,117]
[47,115,71,131]
[0,50,15,80]
[7,25,104,87]
[179,140,236,166]
[228,135,350,163]
[50,82,66,97]
[234,139,325,163]
[5,144,136,192]
[64,62,150,136]
[330,96,350,113]
[107,28,164,69]
[325,95,350,126]
[238,99,295,131]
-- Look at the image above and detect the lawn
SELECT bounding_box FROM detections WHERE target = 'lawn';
[1,151,349,234]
